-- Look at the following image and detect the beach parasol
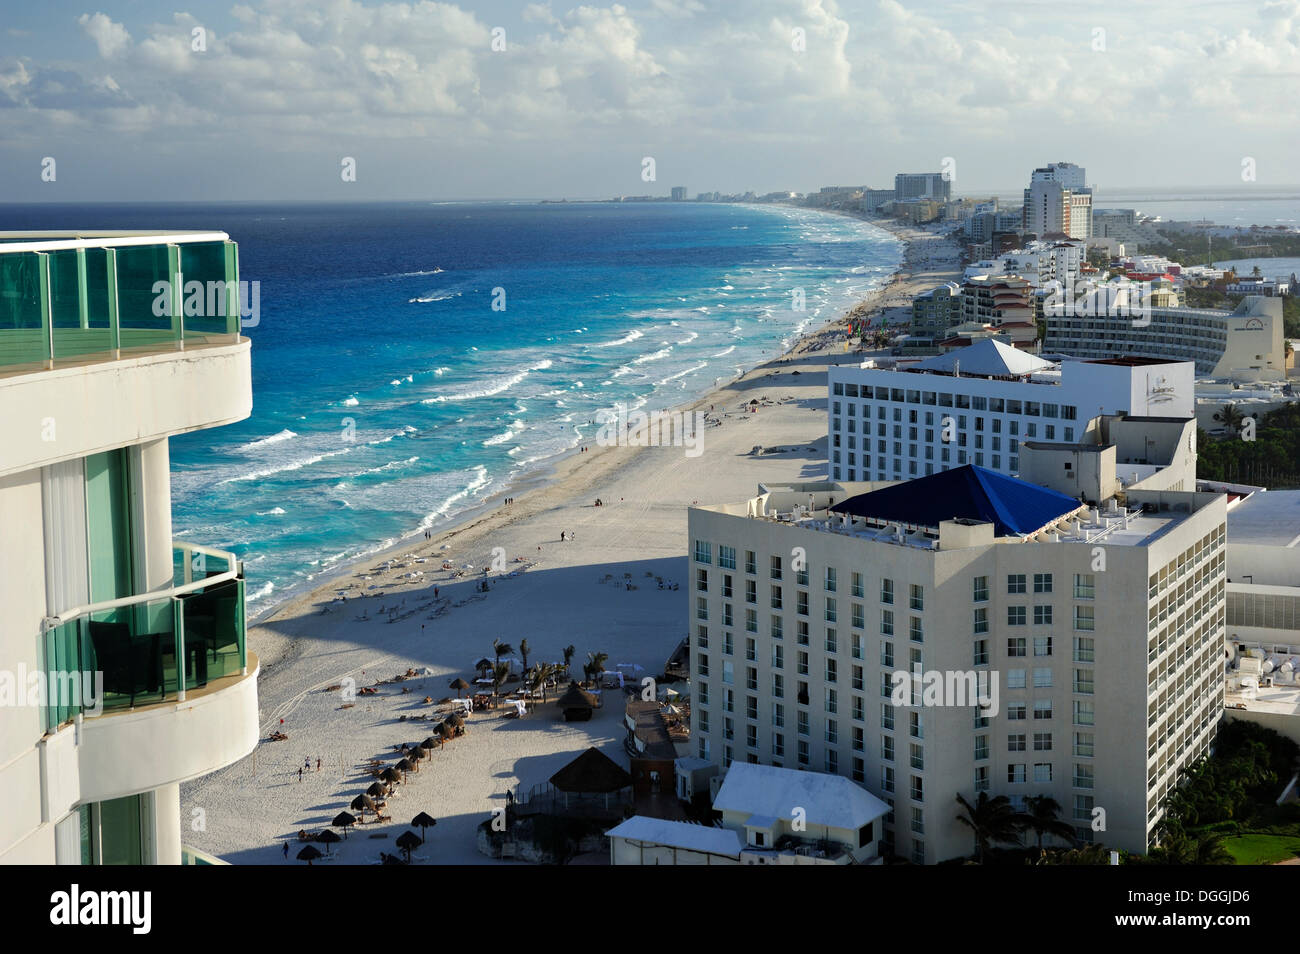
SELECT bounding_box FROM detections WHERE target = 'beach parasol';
[411,811,438,844]
[422,736,439,750]
[318,829,342,854]
[351,793,378,818]
[332,811,357,837]
[396,757,414,778]
[366,782,387,798]
[450,677,471,698]
[297,844,323,865]
[380,767,401,785]
[410,745,428,763]
[395,830,421,863]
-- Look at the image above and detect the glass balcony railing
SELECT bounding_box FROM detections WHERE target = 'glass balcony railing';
[0,235,242,373]
[40,542,247,731]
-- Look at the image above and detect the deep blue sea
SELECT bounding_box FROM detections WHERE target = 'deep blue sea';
[3,201,901,609]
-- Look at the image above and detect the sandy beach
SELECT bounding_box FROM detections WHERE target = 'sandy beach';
[182,217,963,865]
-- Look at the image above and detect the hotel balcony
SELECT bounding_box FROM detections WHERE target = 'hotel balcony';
[38,541,259,804]
[0,232,251,477]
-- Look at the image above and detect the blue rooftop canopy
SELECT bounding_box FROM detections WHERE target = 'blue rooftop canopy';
[830,465,1081,537]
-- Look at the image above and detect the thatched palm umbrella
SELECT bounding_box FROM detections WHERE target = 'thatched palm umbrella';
[447,712,465,733]
[450,677,471,698]
[351,793,378,820]
[410,745,428,766]
[434,721,451,739]
[396,757,414,779]
[366,782,387,798]
[318,829,342,854]
[297,844,323,865]
[422,736,439,752]
[380,767,401,786]
[411,811,437,844]
[331,811,357,837]
[395,830,421,863]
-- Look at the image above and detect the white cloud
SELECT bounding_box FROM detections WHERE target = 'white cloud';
[78,12,131,59]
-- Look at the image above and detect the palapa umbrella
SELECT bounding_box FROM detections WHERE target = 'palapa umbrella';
[422,736,439,751]
[411,811,438,844]
[351,793,378,819]
[434,721,451,739]
[366,781,387,798]
[396,757,414,778]
[297,844,323,865]
[411,745,428,763]
[332,810,357,837]
[318,829,342,854]
[450,677,471,698]
[380,767,401,785]
[395,830,421,863]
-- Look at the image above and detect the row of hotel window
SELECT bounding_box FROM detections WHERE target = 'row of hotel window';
[832,407,1073,444]
[696,629,1097,663]
[830,382,1079,420]
[696,600,1097,634]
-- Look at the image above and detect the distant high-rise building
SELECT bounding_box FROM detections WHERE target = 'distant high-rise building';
[894,173,951,202]
[1023,163,1092,240]
[671,186,687,201]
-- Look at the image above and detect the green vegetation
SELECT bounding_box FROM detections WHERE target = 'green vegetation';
[1197,405,1300,487]
[1221,832,1300,865]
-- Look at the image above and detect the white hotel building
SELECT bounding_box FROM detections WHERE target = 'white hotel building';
[686,465,1226,863]
[828,338,1195,484]
[0,231,259,865]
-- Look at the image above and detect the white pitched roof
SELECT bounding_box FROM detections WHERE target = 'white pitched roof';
[712,764,889,831]
[605,817,743,858]
[915,338,1054,377]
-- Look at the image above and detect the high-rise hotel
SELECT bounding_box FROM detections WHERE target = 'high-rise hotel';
[0,231,258,864]
[686,459,1224,863]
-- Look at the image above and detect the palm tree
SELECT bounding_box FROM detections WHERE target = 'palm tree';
[955,792,1023,863]
[518,639,530,671]
[585,651,609,687]
[492,638,513,667]
[1213,402,1245,435]
[490,662,509,697]
[527,663,555,703]
[562,645,576,673]
[1018,795,1076,852]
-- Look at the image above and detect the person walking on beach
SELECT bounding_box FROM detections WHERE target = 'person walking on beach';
[316,757,321,772]
[298,767,303,782]
[283,842,289,860]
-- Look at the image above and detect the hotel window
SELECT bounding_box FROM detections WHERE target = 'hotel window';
[771,615,784,639]
[881,640,894,668]
[852,665,864,691]
[1034,636,1053,657]
[1033,573,1052,593]
[880,672,893,698]
[882,735,895,762]
[909,584,924,611]
[851,603,864,629]
[797,711,810,736]
[722,604,733,627]
[796,564,809,587]
[797,592,808,616]
[770,585,783,610]
[973,608,988,635]
[1073,573,1095,599]
[909,617,923,643]
[745,609,757,633]
[909,711,923,740]
[1033,763,1053,783]
[770,555,782,580]
[881,703,895,730]
[851,571,864,598]
[1073,669,1095,695]
[882,766,895,793]
[695,626,708,649]
[719,545,736,569]
[825,630,838,654]
[852,633,863,660]
[696,568,709,592]
[825,750,839,774]
[975,766,990,792]
[1008,764,1027,784]
[1073,637,1094,663]
[724,717,734,741]
[773,702,785,726]
[697,710,710,733]
[1008,734,1026,752]
[699,738,710,760]
[881,609,894,636]
[798,741,809,767]
[1064,427,1074,441]
[1074,606,1095,631]
[1033,731,1053,751]
[825,567,837,592]
[696,597,708,621]
[698,681,709,706]
[745,550,756,574]
[1033,668,1052,689]
[973,640,989,666]
[1007,669,1026,689]
[1008,637,1026,657]
[910,776,924,803]
[1073,764,1094,789]
[910,743,924,770]
[744,579,755,603]
[852,696,865,722]
[1073,701,1095,726]
[825,597,837,622]
[825,718,838,743]
[746,724,758,749]
[826,661,838,686]
[911,807,925,836]
[772,644,784,669]
[1007,574,1026,594]
[974,735,989,760]
[1007,606,1026,626]
[881,578,894,604]
[797,621,809,644]
[797,651,809,675]
[1008,703,1026,721]
[1034,605,1053,625]
[722,661,734,686]
[697,654,710,677]
[745,637,756,661]
[694,540,712,564]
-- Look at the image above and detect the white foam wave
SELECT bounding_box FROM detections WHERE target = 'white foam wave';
[220,447,353,484]
[239,429,297,452]
[592,328,645,348]
[421,359,552,404]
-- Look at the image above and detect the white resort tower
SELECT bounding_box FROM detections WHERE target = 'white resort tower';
[0,231,259,865]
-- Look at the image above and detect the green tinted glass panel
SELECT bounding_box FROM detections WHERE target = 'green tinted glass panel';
[49,250,81,328]
[51,249,114,359]
[98,795,143,865]
[85,450,134,603]
[84,247,111,329]
[179,241,230,336]
[0,251,47,366]
[87,597,176,711]
[115,244,171,332]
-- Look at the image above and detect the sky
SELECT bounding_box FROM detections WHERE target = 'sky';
[1,0,1299,201]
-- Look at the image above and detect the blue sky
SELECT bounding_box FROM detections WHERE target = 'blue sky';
[2,0,1298,201]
